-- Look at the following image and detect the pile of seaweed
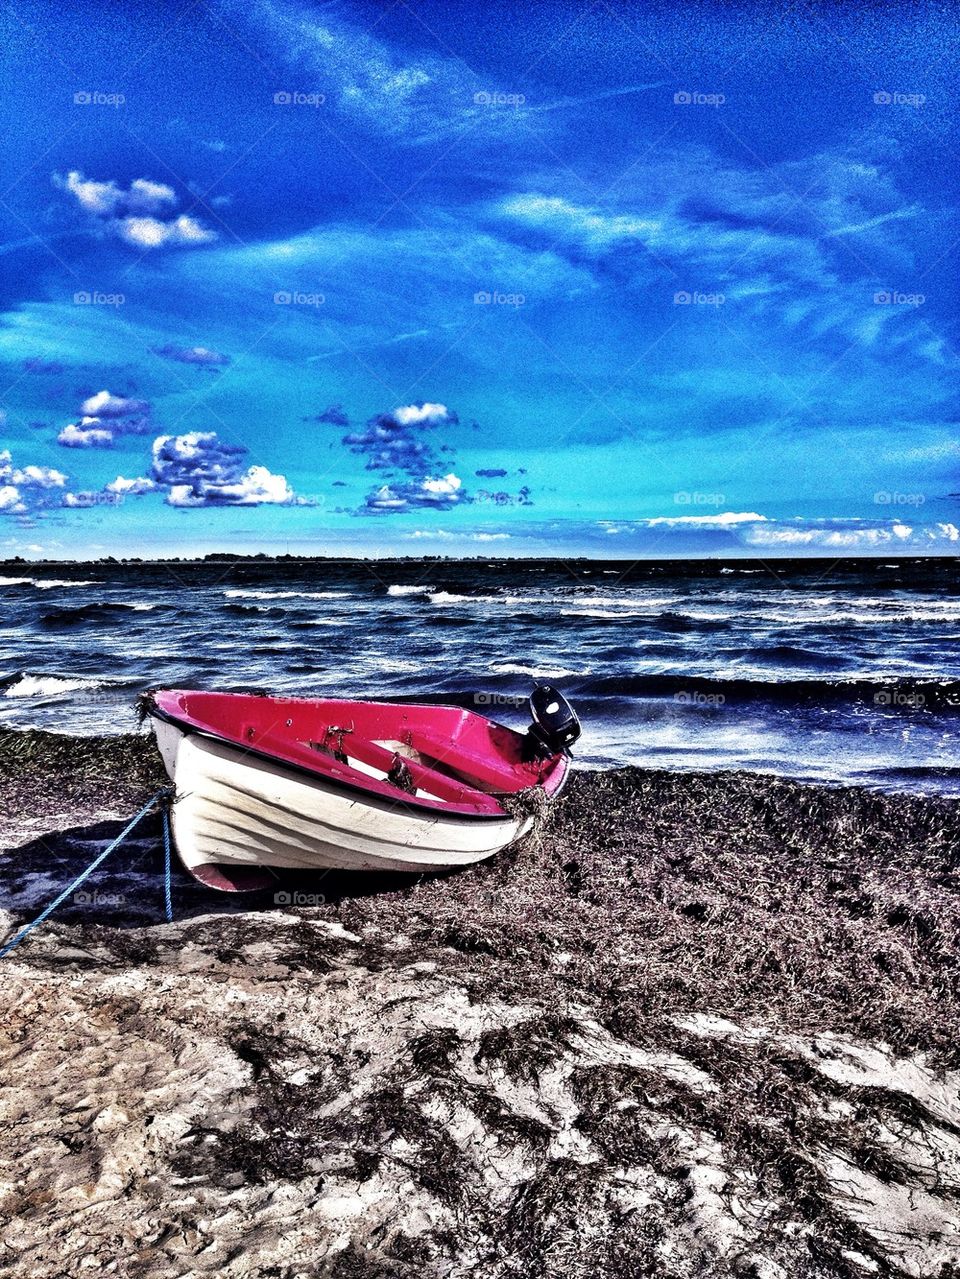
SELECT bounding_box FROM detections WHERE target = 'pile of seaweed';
[2,730,960,1277]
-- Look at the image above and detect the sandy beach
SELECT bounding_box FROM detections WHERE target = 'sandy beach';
[2,727,960,1277]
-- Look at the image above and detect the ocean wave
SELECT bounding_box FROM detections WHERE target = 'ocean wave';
[574,672,960,709]
[0,576,96,589]
[386,584,432,597]
[491,663,587,679]
[1,672,112,699]
[744,606,960,626]
[223,589,352,601]
[572,594,679,608]
[39,602,157,628]
[421,614,478,628]
[562,608,657,620]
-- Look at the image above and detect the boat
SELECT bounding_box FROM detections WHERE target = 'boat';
[141,685,581,891]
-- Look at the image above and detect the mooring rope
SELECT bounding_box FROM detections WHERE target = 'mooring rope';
[162,800,173,924]
[0,787,174,960]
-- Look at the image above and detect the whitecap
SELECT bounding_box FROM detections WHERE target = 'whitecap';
[223,589,351,601]
[0,577,95,589]
[3,673,107,699]
[491,663,586,679]
[562,608,656,620]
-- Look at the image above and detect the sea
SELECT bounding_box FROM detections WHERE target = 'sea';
[2,556,960,795]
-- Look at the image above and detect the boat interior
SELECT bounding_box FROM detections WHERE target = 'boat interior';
[149,689,566,816]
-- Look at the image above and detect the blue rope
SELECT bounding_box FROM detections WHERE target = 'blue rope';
[0,788,173,960]
[162,800,173,923]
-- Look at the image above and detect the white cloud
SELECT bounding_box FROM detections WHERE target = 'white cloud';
[126,177,177,214]
[392,402,454,427]
[152,432,295,506]
[420,473,462,497]
[54,170,215,250]
[119,214,216,249]
[0,450,70,517]
[80,389,148,418]
[55,170,124,216]
[105,475,157,495]
[58,423,114,448]
[56,171,177,218]
[0,485,25,512]
[366,484,408,511]
[0,459,67,488]
[643,511,767,527]
[167,465,293,507]
[739,521,957,548]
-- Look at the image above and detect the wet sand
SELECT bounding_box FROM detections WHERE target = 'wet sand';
[2,728,960,1277]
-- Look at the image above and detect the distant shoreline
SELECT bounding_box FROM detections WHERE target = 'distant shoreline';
[3,553,960,570]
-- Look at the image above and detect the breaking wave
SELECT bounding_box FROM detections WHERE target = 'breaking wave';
[0,577,96,589]
[223,589,352,601]
[1,672,113,699]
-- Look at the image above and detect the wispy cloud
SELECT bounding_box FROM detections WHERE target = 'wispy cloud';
[241,0,534,145]
[151,344,231,368]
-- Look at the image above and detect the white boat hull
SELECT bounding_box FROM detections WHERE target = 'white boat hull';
[153,719,531,877]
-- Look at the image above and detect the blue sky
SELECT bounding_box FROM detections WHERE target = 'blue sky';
[0,0,957,558]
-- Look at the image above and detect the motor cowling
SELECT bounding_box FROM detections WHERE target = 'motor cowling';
[523,684,582,760]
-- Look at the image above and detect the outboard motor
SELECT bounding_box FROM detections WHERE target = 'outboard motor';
[523,684,582,761]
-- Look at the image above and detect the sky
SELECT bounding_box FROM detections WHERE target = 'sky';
[0,0,958,559]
